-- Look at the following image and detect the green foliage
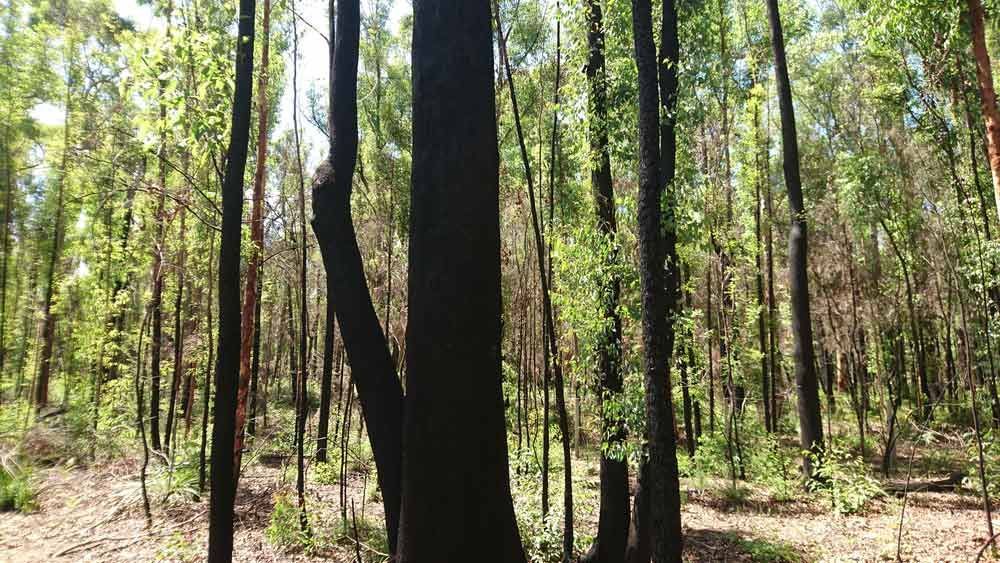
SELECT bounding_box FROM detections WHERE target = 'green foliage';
[682,431,733,481]
[333,512,390,557]
[265,493,315,553]
[0,456,37,513]
[719,484,753,509]
[149,443,202,504]
[154,531,198,562]
[312,461,339,486]
[808,445,884,515]
[966,429,1000,500]
[725,533,804,563]
[746,434,800,502]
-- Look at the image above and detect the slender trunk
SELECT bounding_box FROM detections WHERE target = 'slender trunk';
[134,306,153,529]
[953,256,996,543]
[765,125,779,430]
[207,0,255,558]
[879,218,933,419]
[753,95,772,433]
[290,0,310,534]
[967,0,1000,224]
[35,71,73,411]
[680,270,695,458]
[234,0,271,478]
[544,6,574,557]
[165,200,187,452]
[707,261,716,433]
[149,71,170,452]
[0,138,14,381]
[247,270,263,437]
[580,0,628,558]
[766,0,824,477]
[199,228,215,497]
[493,2,572,540]
[311,0,403,550]
[316,289,334,462]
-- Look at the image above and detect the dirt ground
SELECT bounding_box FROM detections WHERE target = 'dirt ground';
[0,454,995,562]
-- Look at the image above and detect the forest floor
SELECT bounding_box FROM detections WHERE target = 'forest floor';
[0,437,995,563]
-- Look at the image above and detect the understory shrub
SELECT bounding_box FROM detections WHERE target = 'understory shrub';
[808,444,884,514]
[0,455,37,512]
[266,493,315,552]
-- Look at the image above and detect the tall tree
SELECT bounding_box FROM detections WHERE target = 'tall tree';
[396,1,525,560]
[580,0,629,560]
[35,62,72,411]
[234,0,272,477]
[626,0,683,560]
[149,5,175,451]
[966,0,1000,223]
[311,0,404,552]
[492,0,573,551]
[765,0,824,477]
[207,0,256,559]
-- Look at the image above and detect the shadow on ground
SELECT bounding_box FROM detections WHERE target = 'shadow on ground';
[684,527,807,562]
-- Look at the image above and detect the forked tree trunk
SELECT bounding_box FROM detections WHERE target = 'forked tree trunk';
[310,0,403,552]
[626,0,683,560]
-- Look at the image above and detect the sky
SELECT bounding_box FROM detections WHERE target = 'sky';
[30,0,412,169]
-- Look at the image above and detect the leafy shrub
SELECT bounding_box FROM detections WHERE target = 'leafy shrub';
[266,493,314,552]
[718,484,753,509]
[683,431,732,480]
[808,445,884,515]
[518,509,564,563]
[966,428,1000,500]
[747,434,799,502]
[0,456,37,513]
[312,461,339,485]
[510,470,565,563]
[727,533,803,562]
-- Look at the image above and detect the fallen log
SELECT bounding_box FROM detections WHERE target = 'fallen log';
[885,471,966,495]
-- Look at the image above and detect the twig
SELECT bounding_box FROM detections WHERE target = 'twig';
[976,530,1000,562]
[894,439,918,562]
[351,500,363,563]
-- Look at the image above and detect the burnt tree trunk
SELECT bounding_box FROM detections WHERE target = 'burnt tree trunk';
[580,0,629,560]
[310,0,403,552]
[207,0,255,558]
[234,0,271,477]
[397,1,526,560]
[626,0,683,560]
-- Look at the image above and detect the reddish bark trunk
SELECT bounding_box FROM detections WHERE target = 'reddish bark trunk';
[233,0,271,479]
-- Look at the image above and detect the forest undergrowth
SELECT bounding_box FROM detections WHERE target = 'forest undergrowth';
[0,392,995,562]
